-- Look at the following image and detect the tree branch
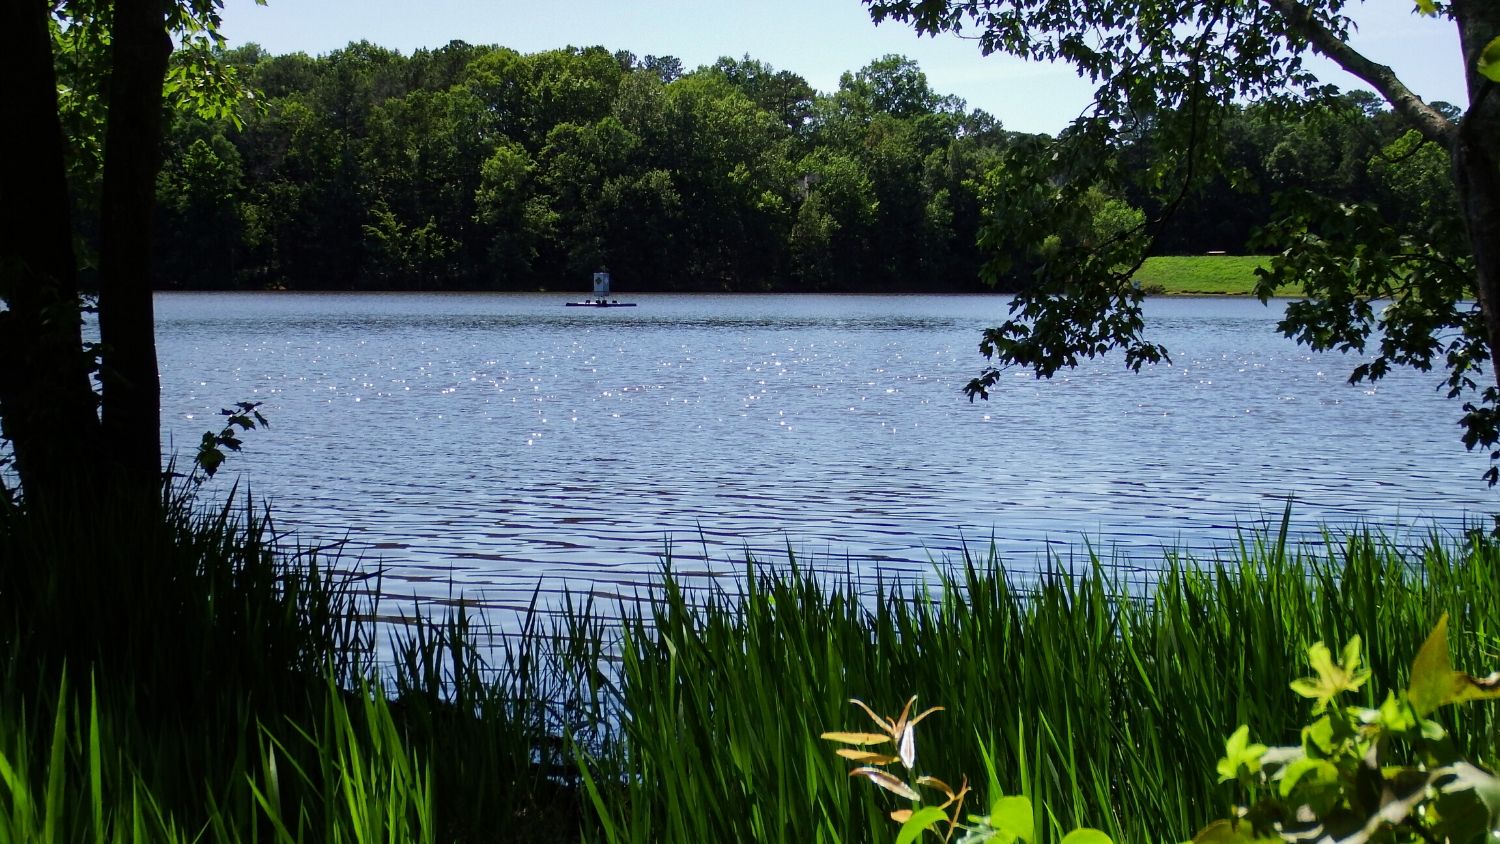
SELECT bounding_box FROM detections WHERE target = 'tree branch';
[1265,0,1458,146]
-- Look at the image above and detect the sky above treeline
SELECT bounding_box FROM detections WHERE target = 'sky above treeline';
[219,0,1469,136]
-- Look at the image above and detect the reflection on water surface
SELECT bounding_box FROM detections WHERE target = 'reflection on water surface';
[155,292,1496,607]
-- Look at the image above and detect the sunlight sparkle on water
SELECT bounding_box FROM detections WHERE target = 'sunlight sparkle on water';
[152,293,1498,598]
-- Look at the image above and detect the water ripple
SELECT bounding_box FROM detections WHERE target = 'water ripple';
[156,292,1497,607]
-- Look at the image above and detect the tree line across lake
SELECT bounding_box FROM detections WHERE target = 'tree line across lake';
[136,40,1455,293]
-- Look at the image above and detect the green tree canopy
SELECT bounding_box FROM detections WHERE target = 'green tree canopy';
[866,0,1500,482]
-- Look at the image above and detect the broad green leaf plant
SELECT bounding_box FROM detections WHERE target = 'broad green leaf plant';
[824,697,1114,844]
[1198,614,1500,844]
[825,616,1500,844]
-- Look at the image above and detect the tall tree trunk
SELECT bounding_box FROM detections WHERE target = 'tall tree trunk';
[98,0,171,491]
[0,0,105,506]
[1454,131,1500,394]
[1452,1,1500,393]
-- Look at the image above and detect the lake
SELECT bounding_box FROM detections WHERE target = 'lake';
[155,292,1496,612]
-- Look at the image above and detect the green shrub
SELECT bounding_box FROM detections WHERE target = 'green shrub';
[1200,615,1500,843]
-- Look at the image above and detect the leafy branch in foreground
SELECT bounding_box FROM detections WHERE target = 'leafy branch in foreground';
[825,696,1112,844]
[192,400,268,482]
[1199,614,1500,844]
[865,0,1500,485]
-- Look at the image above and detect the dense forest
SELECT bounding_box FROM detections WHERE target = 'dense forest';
[130,40,1455,293]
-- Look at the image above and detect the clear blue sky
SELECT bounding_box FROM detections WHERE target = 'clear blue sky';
[218,0,1469,136]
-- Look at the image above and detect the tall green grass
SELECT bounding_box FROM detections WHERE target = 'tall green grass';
[0,482,375,708]
[0,673,441,844]
[575,527,1500,843]
[0,482,1496,843]
[0,486,587,842]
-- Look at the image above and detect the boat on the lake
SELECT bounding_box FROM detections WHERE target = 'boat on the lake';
[565,299,636,307]
[566,271,636,307]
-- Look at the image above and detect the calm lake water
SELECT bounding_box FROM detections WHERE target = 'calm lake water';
[156,292,1496,610]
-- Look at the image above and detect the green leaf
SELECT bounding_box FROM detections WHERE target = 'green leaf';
[1302,713,1350,758]
[896,806,950,844]
[1278,756,1338,798]
[1375,690,1418,733]
[1301,714,1339,756]
[1408,613,1500,716]
[1059,829,1113,844]
[989,795,1033,843]
[1191,819,1261,844]
[1478,36,1500,83]
[1217,725,1269,782]
[1413,0,1437,16]
[1291,637,1370,713]
[43,677,68,844]
[88,680,103,840]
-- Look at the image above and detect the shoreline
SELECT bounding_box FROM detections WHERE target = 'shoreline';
[152,255,1288,298]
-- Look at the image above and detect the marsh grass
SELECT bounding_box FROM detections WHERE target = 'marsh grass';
[0,482,376,708]
[0,487,588,842]
[575,525,1500,843]
[0,484,1497,843]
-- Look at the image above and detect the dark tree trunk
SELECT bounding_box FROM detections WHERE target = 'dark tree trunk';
[1454,132,1500,394]
[98,0,172,491]
[0,0,106,505]
[1452,1,1500,393]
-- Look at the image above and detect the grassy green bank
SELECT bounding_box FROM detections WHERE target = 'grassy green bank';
[1133,255,1301,296]
[0,491,1496,842]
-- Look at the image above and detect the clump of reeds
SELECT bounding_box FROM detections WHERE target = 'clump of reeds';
[0,484,590,841]
[0,482,1496,844]
[574,524,1500,843]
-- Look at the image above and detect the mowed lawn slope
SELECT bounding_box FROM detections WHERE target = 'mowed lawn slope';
[1134,255,1304,296]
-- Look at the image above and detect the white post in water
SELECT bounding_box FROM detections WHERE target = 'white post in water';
[592,271,611,299]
